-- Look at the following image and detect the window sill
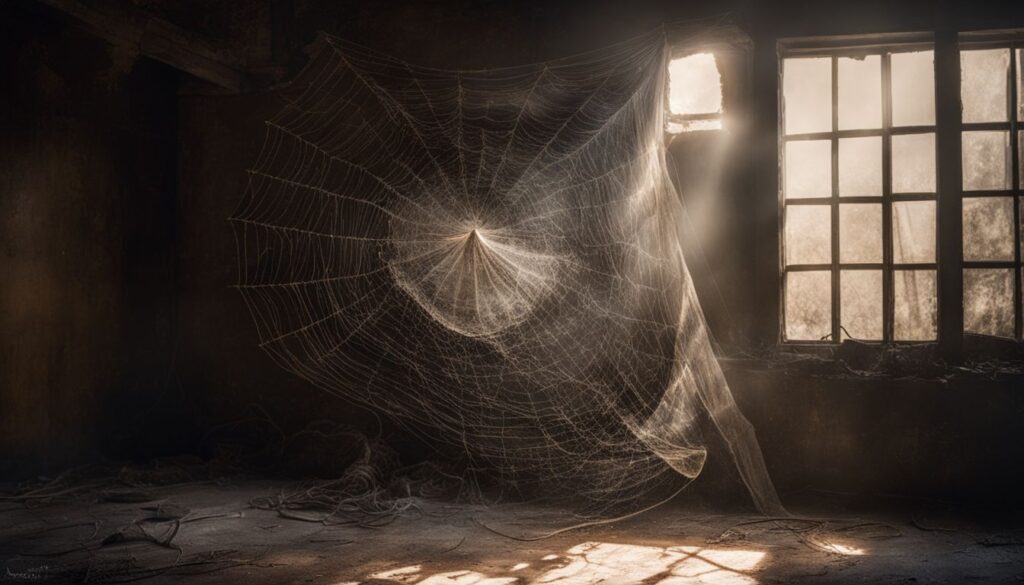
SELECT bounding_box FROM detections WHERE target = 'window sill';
[716,338,1024,382]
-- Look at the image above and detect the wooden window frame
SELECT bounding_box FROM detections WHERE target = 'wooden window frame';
[957,34,1022,342]
[779,34,937,345]
[777,30,1024,358]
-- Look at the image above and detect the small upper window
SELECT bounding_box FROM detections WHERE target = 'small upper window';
[667,52,724,133]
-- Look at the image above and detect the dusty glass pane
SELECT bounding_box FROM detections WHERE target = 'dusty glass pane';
[839,136,882,196]
[783,58,832,135]
[785,271,832,341]
[838,55,882,130]
[963,197,1015,261]
[841,270,882,340]
[894,270,937,341]
[960,49,1009,123]
[785,140,832,198]
[785,205,831,265]
[891,51,935,127]
[1018,49,1023,122]
[839,204,882,263]
[964,268,1015,338]
[892,200,936,264]
[668,53,722,116]
[891,133,936,193]
[962,131,1010,191]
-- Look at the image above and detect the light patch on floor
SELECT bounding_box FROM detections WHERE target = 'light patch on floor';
[418,571,518,585]
[358,542,763,585]
[811,540,866,556]
[536,542,763,585]
[370,564,423,581]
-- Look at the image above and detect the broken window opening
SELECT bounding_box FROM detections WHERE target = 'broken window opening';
[666,52,724,134]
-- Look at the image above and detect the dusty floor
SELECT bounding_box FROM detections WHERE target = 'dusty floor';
[2,481,1024,584]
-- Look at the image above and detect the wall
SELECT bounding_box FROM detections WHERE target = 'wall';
[6,0,1024,502]
[729,366,1024,502]
[172,0,1024,502]
[0,3,180,476]
[174,91,373,447]
[171,0,750,463]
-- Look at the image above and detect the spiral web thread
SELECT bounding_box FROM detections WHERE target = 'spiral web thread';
[231,28,783,516]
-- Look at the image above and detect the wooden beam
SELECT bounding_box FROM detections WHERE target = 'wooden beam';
[34,0,249,92]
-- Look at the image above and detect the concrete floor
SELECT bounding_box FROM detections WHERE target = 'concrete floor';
[2,481,1023,584]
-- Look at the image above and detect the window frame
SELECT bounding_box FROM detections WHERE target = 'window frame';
[664,50,725,133]
[778,34,938,345]
[776,30,1024,354]
[957,35,1022,341]
[664,25,753,136]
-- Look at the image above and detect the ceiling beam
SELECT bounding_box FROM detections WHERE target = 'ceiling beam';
[34,0,250,92]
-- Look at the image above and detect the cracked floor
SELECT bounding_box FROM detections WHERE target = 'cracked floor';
[2,482,1023,584]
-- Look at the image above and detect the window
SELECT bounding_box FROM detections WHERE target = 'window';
[667,52,724,133]
[779,33,1024,346]
[959,44,1022,339]
[780,44,938,342]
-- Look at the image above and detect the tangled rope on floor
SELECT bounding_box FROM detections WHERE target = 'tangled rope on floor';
[248,426,472,527]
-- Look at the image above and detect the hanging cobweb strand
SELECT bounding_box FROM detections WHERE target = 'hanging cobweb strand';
[231,29,783,516]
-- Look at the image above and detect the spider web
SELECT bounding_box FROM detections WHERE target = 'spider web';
[231,29,782,516]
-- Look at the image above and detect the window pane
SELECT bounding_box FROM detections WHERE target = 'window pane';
[964,268,1015,338]
[963,197,1015,261]
[891,50,935,127]
[962,131,1011,191]
[841,270,882,340]
[838,55,882,130]
[839,204,882,263]
[786,271,832,340]
[1018,49,1023,122]
[892,133,936,193]
[894,269,937,341]
[668,53,722,116]
[785,205,831,265]
[785,140,832,198]
[893,200,936,264]
[839,136,882,196]
[960,49,1009,123]
[783,58,832,135]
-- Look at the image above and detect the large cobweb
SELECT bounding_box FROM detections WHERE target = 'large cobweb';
[231,29,783,516]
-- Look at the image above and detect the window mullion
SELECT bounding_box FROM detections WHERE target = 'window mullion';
[935,31,964,359]
[831,56,841,342]
[1009,44,1022,340]
[882,52,895,343]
